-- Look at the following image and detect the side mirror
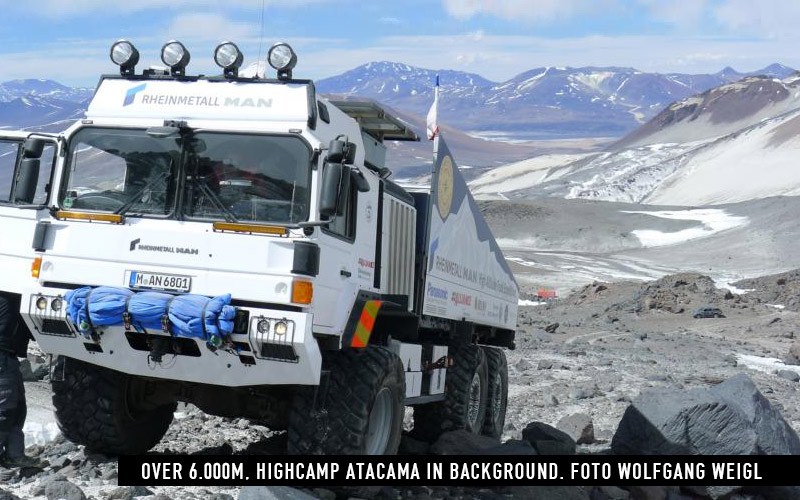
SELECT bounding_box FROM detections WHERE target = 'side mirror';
[15,158,40,204]
[22,138,45,159]
[319,161,343,218]
[326,138,357,164]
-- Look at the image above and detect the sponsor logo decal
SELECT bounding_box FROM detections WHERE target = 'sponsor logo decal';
[474,296,486,312]
[123,87,273,109]
[358,258,375,269]
[426,283,448,300]
[451,292,472,307]
[123,83,147,107]
[129,239,199,255]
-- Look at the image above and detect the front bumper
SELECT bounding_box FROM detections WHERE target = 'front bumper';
[20,287,322,387]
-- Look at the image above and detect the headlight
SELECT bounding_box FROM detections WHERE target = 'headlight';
[267,42,297,80]
[257,319,270,334]
[51,297,63,312]
[214,41,243,76]
[161,40,191,75]
[110,40,139,74]
[36,297,47,310]
[274,321,288,336]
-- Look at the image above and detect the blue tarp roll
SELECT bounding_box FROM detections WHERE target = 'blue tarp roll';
[168,293,236,340]
[127,292,173,331]
[65,287,236,342]
[65,286,133,334]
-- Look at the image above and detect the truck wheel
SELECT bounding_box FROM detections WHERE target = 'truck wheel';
[412,344,488,442]
[481,347,508,439]
[288,346,405,455]
[52,357,176,455]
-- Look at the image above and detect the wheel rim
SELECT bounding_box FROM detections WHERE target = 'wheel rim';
[490,371,502,427]
[365,387,393,455]
[467,371,482,430]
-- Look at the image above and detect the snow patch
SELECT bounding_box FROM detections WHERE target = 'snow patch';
[621,209,748,247]
[736,354,788,374]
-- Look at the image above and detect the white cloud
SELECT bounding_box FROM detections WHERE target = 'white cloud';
[164,13,259,42]
[378,17,403,25]
[26,0,333,17]
[715,0,800,38]
[441,0,615,22]
[638,0,711,28]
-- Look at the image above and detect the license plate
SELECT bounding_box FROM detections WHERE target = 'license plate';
[127,271,191,293]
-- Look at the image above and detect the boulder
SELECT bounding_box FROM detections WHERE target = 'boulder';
[522,422,576,455]
[557,413,595,444]
[783,342,800,365]
[611,374,800,455]
[430,430,499,455]
[45,480,87,500]
[777,369,799,382]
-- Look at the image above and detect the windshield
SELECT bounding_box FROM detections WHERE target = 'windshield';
[183,133,310,224]
[61,128,311,224]
[62,128,179,216]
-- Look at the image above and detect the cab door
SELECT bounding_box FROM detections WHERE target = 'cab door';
[0,132,60,293]
[313,168,378,335]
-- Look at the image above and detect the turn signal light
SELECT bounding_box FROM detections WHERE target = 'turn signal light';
[291,280,313,304]
[31,257,42,278]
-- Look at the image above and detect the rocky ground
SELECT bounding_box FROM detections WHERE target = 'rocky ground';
[5,271,800,499]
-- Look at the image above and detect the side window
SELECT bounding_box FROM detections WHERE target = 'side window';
[0,140,20,202]
[326,186,357,241]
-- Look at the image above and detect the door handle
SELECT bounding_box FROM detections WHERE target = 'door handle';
[340,269,352,278]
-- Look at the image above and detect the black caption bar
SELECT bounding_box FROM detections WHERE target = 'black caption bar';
[118,455,797,487]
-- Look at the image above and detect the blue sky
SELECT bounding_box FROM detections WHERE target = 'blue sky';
[1,0,799,86]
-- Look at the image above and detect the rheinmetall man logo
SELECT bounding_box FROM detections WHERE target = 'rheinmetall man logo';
[123,84,147,106]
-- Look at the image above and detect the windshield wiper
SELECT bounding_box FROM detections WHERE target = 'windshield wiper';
[185,176,239,223]
[114,169,172,216]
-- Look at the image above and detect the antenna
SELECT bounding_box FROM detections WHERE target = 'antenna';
[257,0,266,77]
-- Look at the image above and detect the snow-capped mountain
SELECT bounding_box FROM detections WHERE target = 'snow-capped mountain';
[470,71,800,206]
[0,79,92,131]
[0,79,93,103]
[318,61,796,140]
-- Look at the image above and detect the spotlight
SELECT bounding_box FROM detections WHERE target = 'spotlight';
[110,40,139,76]
[161,40,190,76]
[214,41,244,78]
[267,42,297,80]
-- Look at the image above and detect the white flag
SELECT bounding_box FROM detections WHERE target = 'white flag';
[426,74,439,140]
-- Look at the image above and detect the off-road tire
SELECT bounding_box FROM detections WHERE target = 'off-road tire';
[51,357,176,455]
[412,343,488,442]
[288,346,405,455]
[481,346,508,439]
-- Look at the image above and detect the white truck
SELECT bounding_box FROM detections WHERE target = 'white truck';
[0,40,518,455]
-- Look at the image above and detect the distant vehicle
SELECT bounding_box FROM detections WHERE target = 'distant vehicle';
[692,306,725,319]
